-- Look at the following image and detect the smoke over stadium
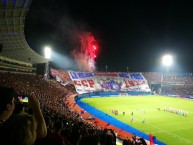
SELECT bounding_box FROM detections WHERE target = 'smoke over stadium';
[55,16,99,72]
[71,31,99,72]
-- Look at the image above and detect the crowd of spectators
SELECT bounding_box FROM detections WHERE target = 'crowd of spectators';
[2,71,193,144]
[161,74,193,84]
[161,85,193,96]
[0,73,146,145]
[142,72,193,84]
[142,72,162,83]
[143,72,193,96]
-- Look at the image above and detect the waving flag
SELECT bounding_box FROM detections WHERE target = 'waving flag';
[149,134,154,145]
[105,122,110,126]
[94,119,99,124]
[80,109,85,114]
[72,103,77,108]
[85,115,95,120]
[118,129,123,132]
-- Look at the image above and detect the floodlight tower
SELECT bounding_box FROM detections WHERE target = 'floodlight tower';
[126,66,129,73]
[44,46,51,80]
[161,54,173,82]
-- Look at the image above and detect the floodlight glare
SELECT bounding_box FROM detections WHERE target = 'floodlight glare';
[162,55,172,66]
[44,46,51,59]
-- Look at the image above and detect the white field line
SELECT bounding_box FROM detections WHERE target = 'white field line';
[145,123,193,144]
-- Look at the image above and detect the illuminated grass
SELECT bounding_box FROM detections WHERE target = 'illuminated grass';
[82,96,193,145]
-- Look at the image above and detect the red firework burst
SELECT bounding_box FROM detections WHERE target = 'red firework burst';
[72,32,99,72]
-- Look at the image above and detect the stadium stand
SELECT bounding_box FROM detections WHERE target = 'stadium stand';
[0,0,49,75]
[1,1,193,145]
[4,69,193,145]
[0,73,127,145]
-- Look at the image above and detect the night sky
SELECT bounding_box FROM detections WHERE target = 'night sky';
[25,0,193,72]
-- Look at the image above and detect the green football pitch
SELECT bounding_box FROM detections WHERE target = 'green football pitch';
[82,96,193,145]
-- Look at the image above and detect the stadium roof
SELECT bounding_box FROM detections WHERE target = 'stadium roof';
[0,0,49,64]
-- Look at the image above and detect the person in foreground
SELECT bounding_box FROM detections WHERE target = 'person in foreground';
[0,86,47,144]
[1,112,37,145]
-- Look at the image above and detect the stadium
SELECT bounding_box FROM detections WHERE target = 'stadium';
[1,1,193,145]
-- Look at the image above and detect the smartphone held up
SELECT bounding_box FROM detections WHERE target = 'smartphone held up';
[18,95,28,103]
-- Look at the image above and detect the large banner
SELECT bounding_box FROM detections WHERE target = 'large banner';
[68,71,151,94]
[68,71,96,94]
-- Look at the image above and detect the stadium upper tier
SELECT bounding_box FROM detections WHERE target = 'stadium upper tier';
[0,0,49,64]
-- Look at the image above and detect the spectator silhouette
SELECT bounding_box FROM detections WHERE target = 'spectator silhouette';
[122,139,132,145]
[79,134,100,145]
[0,86,47,141]
[0,112,37,145]
[52,120,66,145]
[0,86,16,122]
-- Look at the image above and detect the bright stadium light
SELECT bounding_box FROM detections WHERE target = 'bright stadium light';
[162,55,173,66]
[162,54,173,74]
[44,46,51,59]
[44,46,52,80]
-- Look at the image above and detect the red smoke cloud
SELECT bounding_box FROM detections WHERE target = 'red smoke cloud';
[71,31,99,72]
